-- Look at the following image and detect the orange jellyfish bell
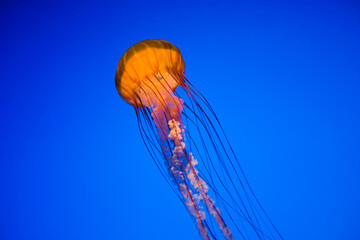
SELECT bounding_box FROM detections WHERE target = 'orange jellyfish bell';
[115,39,185,107]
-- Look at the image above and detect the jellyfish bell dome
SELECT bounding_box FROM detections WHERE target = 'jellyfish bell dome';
[115,39,185,107]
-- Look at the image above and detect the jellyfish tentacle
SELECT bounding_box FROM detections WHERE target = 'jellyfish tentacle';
[167,116,234,240]
[181,80,266,234]
[149,90,211,239]
[148,73,235,239]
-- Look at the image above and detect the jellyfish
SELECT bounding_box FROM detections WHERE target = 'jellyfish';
[115,40,283,240]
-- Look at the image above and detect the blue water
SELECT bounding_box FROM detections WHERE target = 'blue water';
[1,1,359,239]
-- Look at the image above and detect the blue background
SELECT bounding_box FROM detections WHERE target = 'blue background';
[1,1,359,239]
